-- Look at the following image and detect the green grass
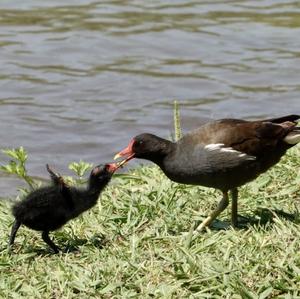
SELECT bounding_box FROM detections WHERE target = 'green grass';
[0,147,300,298]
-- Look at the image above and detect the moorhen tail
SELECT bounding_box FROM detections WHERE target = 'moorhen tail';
[9,162,121,253]
[115,114,300,233]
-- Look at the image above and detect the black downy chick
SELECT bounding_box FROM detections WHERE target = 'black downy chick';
[9,162,121,253]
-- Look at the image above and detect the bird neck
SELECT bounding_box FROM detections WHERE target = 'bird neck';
[86,187,102,199]
[72,181,107,214]
[144,138,176,167]
[87,176,110,197]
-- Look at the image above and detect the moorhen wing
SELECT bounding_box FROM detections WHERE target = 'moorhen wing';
[9,162,122,253]
[115,114,300,233]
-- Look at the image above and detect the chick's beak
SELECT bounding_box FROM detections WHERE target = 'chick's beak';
[106,163,120,173]
[114,139,135,163]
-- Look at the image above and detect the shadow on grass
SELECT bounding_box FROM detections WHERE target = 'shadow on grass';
[246,208,299,227]
[196,208,300,231]
[6,233,109,256]
[60,233,108,253]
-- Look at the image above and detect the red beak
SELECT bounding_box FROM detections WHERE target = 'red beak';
[105,163,120,173]
[114,139,135,164]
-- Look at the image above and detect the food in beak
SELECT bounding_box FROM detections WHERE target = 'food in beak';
[114,139,135,163]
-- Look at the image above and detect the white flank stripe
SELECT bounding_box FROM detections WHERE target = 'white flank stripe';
[220,147,239,154]
[204,143,256,160]
[204,143,224,151]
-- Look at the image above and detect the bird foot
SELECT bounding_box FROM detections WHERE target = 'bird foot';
[181,227,207,243]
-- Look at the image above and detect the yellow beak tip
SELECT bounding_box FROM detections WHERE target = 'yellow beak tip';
[117,159,127,168]
[114,153,121,160]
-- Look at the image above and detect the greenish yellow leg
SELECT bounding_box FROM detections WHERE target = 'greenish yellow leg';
[194,191,229,234]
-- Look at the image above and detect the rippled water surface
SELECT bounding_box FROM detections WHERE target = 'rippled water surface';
[0,0,300,196]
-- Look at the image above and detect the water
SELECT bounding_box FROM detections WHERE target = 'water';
[0,0,300,197]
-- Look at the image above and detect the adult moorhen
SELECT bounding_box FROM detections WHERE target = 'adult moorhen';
[115,114,300,233]
[9,162,122,253]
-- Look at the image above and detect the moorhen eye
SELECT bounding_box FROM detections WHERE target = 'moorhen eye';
[116,115,300,234]
[9,162,121,253]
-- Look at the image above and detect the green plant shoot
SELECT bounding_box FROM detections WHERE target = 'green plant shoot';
[173,100,182,141]
[0,146,35,189]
